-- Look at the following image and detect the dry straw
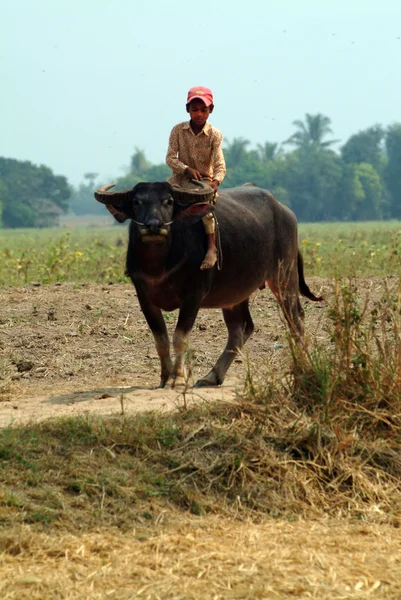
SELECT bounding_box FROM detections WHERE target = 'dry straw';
[1,517,401,599]
[2,277,401,598]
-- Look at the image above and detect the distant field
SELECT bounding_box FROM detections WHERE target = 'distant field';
[59,213,114,228]
[299,220,401,278]
[2,220,401,599]
[0,223,128,285]
[1,219,401,285]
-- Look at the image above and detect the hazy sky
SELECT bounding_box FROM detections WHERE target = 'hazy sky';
[1,0,400,186]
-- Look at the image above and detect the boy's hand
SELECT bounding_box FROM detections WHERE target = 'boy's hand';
[211,180,219,193]
[185,167,202,180]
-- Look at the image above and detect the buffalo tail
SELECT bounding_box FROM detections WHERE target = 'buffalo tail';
[297,250,325,302]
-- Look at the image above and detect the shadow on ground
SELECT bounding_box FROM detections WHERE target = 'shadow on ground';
[45,386,149,405]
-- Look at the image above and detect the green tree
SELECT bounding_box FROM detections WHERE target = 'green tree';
[0,158,70,227]
[222,143,280,192]
[256,142,281,163]
[285,114,339,149]
[130,148,151,174]
[341,126,385,173]
[335,163,365,220]
[82,172,98,187]
[384,124,401,217]
[116,162,170,191]
[0,177,5,227]
[274,147,343,221]
[69,172,106,216]
[351,163,386,220]
[224,138,251,168]
[146,163,171,181]
[116,147,170,190]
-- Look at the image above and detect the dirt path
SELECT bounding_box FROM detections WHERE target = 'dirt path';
[2,278,401,599]
[0,279,332,426]
[2,277,394,426]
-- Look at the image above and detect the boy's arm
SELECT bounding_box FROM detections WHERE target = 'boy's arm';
[166,126,187,175]
[212,131,226,190]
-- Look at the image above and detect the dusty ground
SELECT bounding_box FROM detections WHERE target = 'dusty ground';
[1,276,396,426]
[2,278,401,599]
[0,278,331,426]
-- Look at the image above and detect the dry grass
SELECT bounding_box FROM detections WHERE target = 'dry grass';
[0,282,400,529]
[0,389,400,531]
[1,515,401,599]
[0,359,12,402]
[2,277,401,598]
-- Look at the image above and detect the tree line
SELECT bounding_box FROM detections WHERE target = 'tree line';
[0,158,70,228]
[1,114,401,227]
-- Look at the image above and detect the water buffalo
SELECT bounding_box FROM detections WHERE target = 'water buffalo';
[94,182,323,388]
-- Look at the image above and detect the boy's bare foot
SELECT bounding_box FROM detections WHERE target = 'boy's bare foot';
[200,248,218,270]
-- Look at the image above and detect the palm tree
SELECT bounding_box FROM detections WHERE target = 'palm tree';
[130,148,150,175]
[284,114,339,148]
[224,137,250,168]
[257,142,281,162]
[83,172,99,187]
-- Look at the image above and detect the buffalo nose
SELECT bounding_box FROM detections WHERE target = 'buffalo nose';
[146,218,162,233]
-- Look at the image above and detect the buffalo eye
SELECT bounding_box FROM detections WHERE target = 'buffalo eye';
[133,198,142,207]
[163,198,174,207]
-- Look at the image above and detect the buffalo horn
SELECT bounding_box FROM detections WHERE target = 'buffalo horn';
[94,184,134,206]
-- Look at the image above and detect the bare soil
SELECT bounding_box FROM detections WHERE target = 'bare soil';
[2,277,401,599]
[0,276,391,427]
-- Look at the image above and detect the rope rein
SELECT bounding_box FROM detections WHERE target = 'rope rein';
[131,218,174,227]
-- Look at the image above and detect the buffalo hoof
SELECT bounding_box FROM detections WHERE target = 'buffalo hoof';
[165,375,187,389]
[194,371,222,388]
[173,376,187,389]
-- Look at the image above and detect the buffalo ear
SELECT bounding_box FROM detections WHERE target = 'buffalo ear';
[173,203,214,224]
[104,185,140,223]
[105,204,129,223]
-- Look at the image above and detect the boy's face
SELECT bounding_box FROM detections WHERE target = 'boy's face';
[188,99,212,128]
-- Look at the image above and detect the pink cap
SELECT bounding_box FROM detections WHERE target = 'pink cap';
[186,86,214,107]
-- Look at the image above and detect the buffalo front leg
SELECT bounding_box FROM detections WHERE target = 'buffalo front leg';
[169,301,201,388]
[136,294,173,388]
[195,300,254,387]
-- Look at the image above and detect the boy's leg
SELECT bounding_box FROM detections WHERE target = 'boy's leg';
[176,178,217,270]
[200,212,217,270]
[200,178,218,270]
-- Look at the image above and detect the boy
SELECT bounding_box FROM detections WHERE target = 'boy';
[166,86,226,270]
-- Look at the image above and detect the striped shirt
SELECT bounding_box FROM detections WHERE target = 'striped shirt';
[166,121,226,186]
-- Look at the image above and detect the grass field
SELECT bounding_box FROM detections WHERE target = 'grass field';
[2,219,401,598]
[2,219,401,285]
[300,220,401,278]
[0,225,128,285]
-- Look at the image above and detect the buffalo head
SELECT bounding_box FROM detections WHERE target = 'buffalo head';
[94,182,213,243]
